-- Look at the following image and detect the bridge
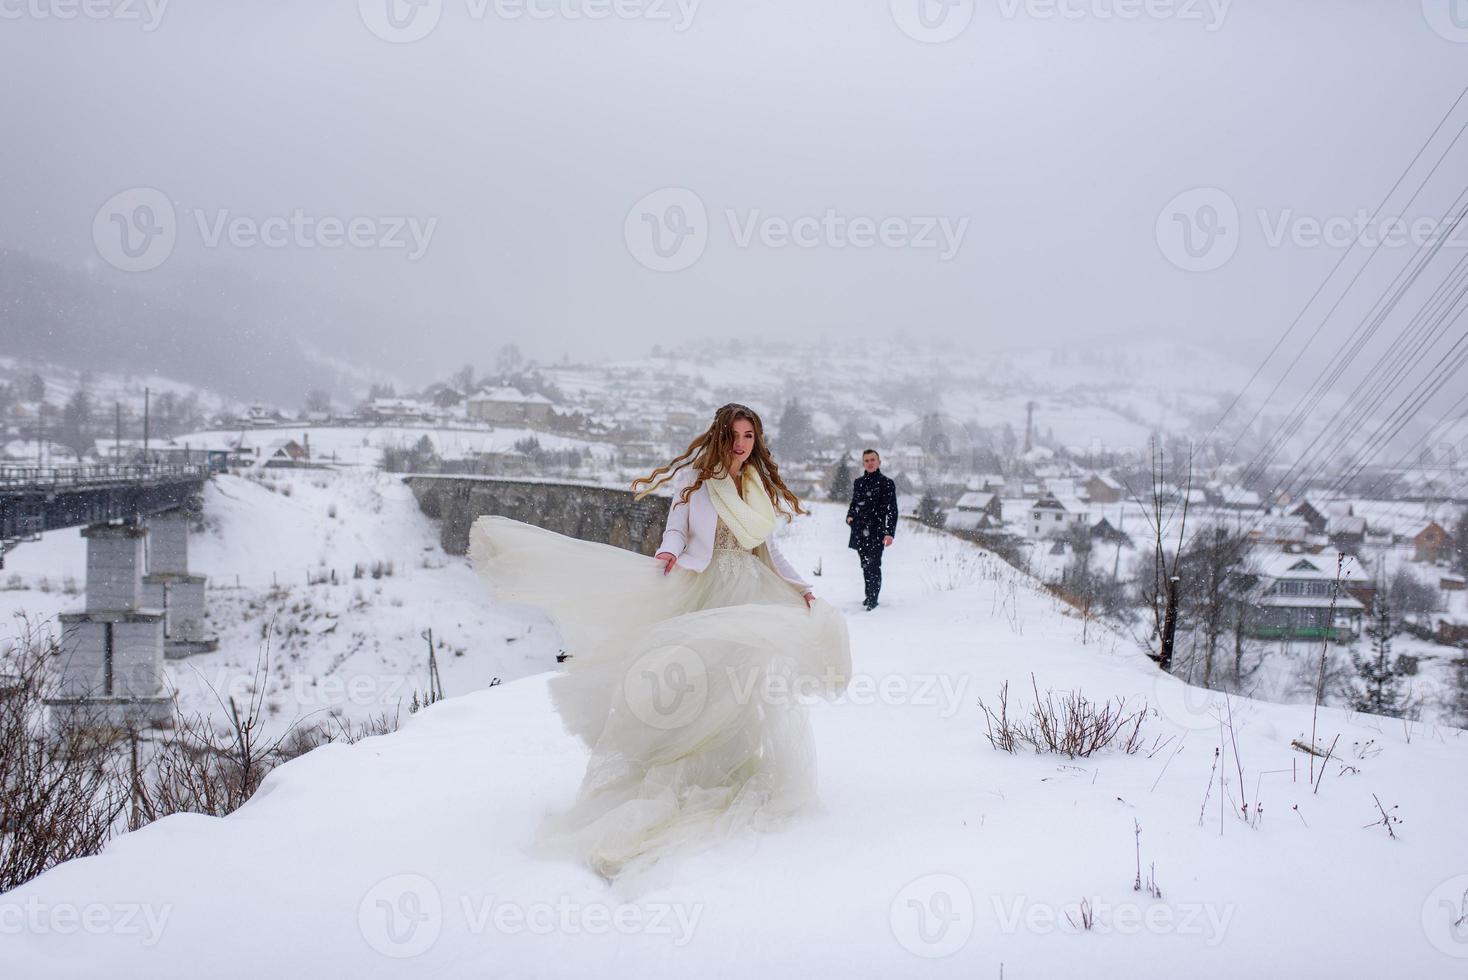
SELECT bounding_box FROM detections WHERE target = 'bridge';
[1,463,220,730]
[1,463,215,557]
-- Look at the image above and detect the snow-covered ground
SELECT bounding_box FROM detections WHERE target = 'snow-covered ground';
[0,468,551,733]
[5,497,1468,978]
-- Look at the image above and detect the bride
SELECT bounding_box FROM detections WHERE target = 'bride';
[468,402,851,886]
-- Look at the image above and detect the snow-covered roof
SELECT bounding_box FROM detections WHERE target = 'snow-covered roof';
[954,491,996,511]
[470,386,554,405]
[1254,551,1367,583]
[1219,486,1262,507]
[1327,515,1367,535]
[944,510,992,531]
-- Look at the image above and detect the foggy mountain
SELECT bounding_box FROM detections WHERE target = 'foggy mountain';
[0,249,393,405]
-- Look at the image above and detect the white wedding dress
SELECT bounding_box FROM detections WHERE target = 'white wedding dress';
[468,513,851,886]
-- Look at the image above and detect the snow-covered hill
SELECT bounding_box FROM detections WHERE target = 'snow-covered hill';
[5,501,1467,978]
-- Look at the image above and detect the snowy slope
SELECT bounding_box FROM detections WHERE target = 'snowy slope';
[5,504,1467,978]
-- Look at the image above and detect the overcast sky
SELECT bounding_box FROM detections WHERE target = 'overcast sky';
[2,0,1466,382]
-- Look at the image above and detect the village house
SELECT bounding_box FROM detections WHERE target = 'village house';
[1084,473,1124,504]
[261,437,311,469]
[1029,493,1090,539]
[1413,521,1454,563]
[1090,516,1132,547]
[953,491,1003,521]
[1238,552,1365,642]
[1327,513,1368,554]
[1290,500,1329,535]
[366,397,436,425]
[467,386,556,426]
[946,491,1004,532]
[1249,513,1314,548]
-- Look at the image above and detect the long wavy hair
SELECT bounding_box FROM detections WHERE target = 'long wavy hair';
[631,402,808,519]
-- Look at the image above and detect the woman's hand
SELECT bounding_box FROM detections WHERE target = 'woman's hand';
[802,591,815,609]
[656,551,678,575]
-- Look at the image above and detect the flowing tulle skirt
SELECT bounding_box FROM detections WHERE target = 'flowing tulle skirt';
[467,515,851,887]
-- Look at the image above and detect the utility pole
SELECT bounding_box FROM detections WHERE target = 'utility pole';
[142,387,150,461]
[115,402,122,466]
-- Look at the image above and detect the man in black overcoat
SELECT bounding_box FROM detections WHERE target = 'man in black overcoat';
[845,448,898,610]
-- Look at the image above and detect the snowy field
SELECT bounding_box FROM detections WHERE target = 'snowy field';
[5,494,1468,978]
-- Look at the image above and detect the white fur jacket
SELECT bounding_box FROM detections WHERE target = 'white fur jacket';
[654,466,812,594]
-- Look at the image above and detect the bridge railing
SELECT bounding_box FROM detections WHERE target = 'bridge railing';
[0,463,213,490]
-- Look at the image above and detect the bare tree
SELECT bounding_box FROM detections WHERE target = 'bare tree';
[1122,437,1191,671]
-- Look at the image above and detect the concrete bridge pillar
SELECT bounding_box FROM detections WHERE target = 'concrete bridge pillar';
[47,522,171,731]
[142,506,216,657]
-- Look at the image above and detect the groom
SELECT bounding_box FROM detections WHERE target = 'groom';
[845,448,898,610]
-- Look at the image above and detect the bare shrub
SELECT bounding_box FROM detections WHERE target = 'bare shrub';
[0,619,128,893]
[979,675,1152,758]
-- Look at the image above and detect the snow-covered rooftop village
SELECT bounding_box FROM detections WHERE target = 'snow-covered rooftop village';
[5,4,1468,978]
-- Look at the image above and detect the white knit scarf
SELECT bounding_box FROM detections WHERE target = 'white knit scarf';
[704,466,776,550]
